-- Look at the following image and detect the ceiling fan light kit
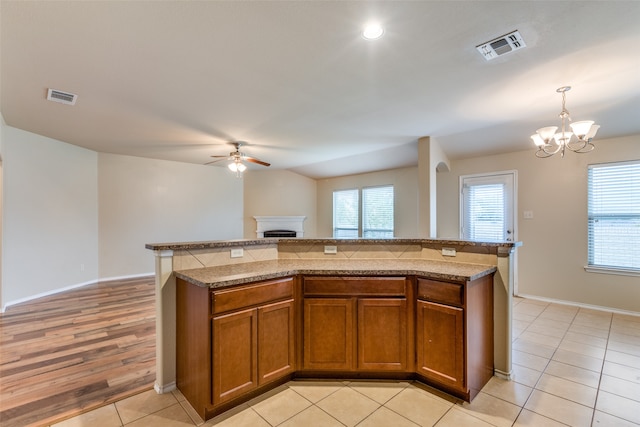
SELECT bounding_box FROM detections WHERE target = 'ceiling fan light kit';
[531,86,600,158]
[206,142,270,177]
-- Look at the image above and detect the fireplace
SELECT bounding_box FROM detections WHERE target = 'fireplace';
[254,216,306,238]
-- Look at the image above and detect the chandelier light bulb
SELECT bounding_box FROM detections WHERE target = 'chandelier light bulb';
[585,125,600,140]
[570,120,594,138]
[536,126,557,142]
[530,134,545,147]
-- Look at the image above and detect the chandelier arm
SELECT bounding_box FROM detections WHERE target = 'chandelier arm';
[535,148,554,158]
[541,143,563,156]
[573,142,595,153]
[566,139,589,152]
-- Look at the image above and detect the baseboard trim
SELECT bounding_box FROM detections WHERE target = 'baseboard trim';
[155,381,177,394]
[516,293,640,317]
[1,273,155,313]
[494,369,513,381]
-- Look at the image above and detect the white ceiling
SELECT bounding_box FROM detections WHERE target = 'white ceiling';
[2,1,639,179]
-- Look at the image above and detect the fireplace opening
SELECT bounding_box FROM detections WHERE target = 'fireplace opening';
[263,230,297,238]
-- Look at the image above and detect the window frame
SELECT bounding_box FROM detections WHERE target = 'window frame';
[332,185,394,238]
[585,160,640,277]
[332,188,359,238]
[362,185,394,238]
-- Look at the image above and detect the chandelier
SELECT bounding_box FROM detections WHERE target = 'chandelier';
[530,86,599,158]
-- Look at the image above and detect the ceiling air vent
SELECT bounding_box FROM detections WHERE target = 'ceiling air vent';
[47,88,78,105]
[476,30,526,61]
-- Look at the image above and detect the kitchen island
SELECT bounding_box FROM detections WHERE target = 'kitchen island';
[146,238,519,420]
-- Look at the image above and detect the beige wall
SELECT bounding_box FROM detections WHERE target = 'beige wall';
[243,169,317,238]
[2,126,99,308]
[437,135,640,312]
[316,167,419,238]
[98,153,243,278]
[0,124,244,309]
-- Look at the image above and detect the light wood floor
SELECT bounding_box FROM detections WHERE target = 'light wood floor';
[0,276,156,427]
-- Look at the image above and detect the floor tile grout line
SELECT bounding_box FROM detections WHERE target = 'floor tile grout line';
[590,312,613,427]
[274,383,346,427]
[292,383,350,427]
[516,301,587,424]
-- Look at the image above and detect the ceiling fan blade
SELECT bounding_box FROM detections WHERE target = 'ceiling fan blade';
[210,155,230,158]
[244,157,271,167]
[204,158,227,165]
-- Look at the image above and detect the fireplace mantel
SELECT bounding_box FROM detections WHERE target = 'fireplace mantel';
[254,215,306,238]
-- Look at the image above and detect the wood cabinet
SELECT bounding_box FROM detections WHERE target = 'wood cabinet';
[212,307,257,404]
[212,298,295,405]
[177,276,296,419]
[177,271,494,421]
[302,276,411,372]
[358,297,407,371]
[416,300,464,388]
[416,276,494,401]
[304,298,354,370]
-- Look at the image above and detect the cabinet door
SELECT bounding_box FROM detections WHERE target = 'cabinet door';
[212,308,258,405]
[416,300,464,391]
[304,298,354,370]
[258,299,295,385]
[358,298,407,371]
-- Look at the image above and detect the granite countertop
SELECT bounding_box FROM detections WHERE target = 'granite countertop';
[146,238,521,251]
[175,258,497,289]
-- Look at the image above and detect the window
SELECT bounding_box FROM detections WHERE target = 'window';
[333,185,394,238]
[587,161,640,274]
[333,189,359,238]
[363,186,394,238]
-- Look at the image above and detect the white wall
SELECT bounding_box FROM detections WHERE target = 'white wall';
[243,169,317,238]
[98,153,243,279]
[2,126,99,307]
[316,167,419,238]
[437,135,640,312]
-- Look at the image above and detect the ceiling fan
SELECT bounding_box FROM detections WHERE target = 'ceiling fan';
[206,142,271,175]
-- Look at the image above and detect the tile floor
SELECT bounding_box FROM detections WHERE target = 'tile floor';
[50,297,640,427]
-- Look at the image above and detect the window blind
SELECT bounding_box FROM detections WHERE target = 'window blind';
[333,189,359,238]
[362,185,394,238]
[463,183,506,241]
[588,161,640,271]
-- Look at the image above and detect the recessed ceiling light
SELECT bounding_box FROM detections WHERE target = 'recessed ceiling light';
[362,23,384,40]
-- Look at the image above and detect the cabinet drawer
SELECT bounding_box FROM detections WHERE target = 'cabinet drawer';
[304,276,406,297]
[212,277,294,315]
[417,278,464,307]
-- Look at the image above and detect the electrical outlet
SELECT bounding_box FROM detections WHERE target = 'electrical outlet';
[524,210,534,219]
[324,245,338,255]
[442,247,457,257]
[230,248,244,258]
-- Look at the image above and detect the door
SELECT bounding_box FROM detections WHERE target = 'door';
[303,298,354,370]
[460,171,516,242]
[212,308,258,405]
[416,300,464,391]
[258,299,295,384]
[358,298,407,371]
